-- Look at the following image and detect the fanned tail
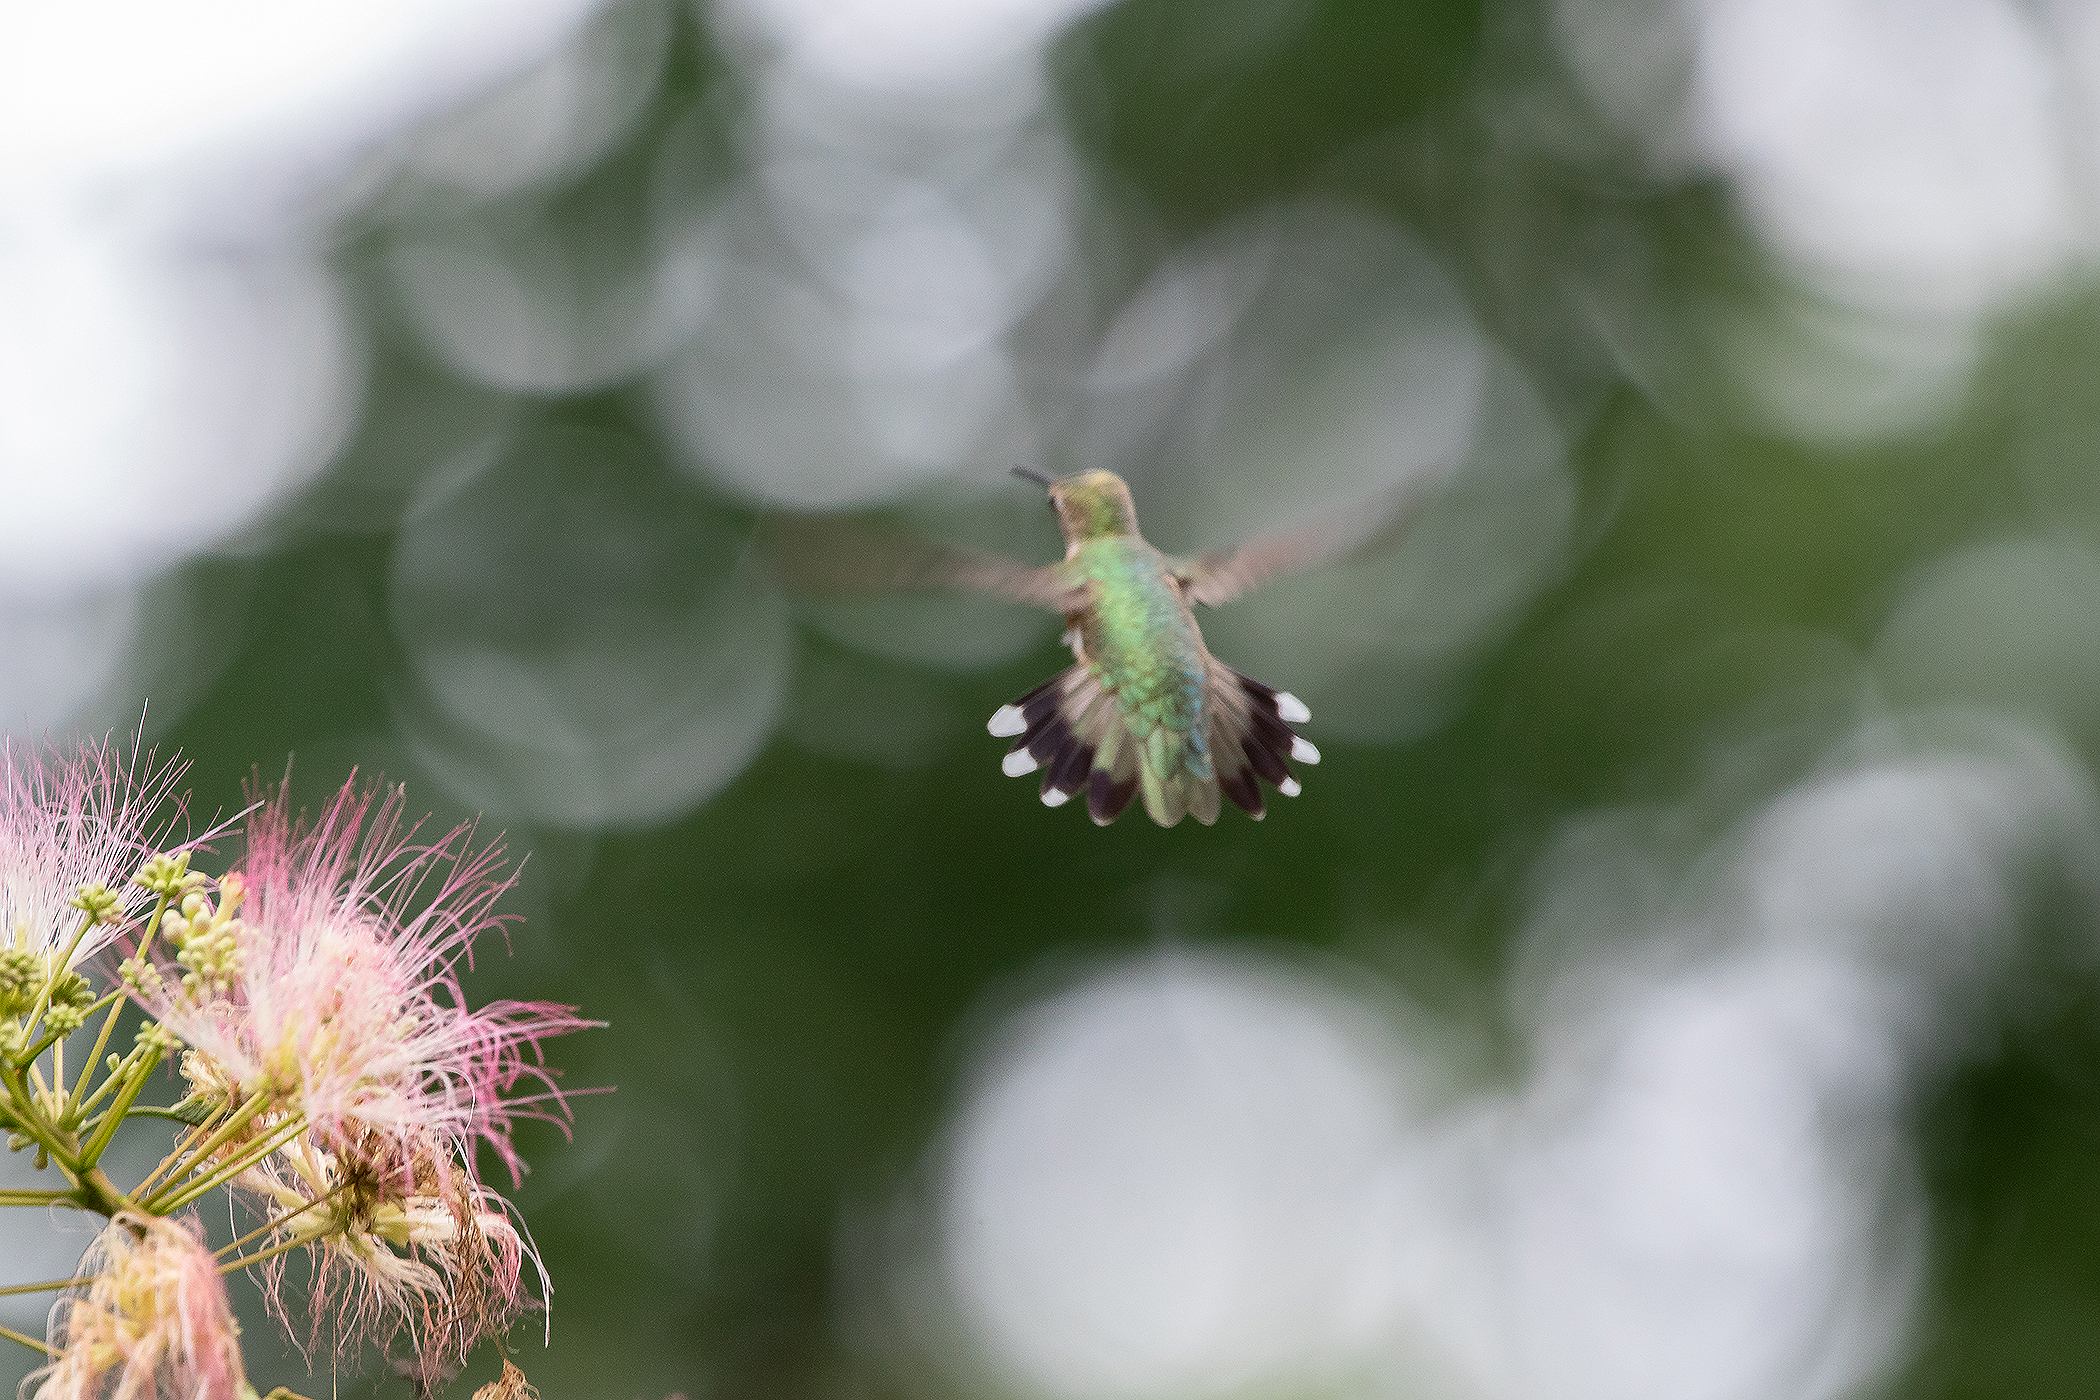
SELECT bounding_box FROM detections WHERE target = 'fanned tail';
[987,663,1317,827]
[1203,666,1319,822]
[987,668,1140,825]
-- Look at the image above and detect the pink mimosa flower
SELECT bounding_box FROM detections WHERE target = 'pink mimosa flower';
[0,734,187,971]
[30,1213,246,1400]
[137,776,591,1179]
[130,777,593,1376]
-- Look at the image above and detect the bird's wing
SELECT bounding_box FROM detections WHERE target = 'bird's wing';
[763,515,1082,612]
[1170,476,1441,608]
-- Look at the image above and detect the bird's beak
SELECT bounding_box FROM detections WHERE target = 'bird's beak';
[1011,465,1057,491]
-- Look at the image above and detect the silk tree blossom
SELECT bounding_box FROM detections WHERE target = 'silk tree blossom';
[29,1213,247,1400]
[0,749,589,1397]
[0,735,188,974]
[237,1129,539,1376]
[129,777,590,1177]
[122,778,593,1376]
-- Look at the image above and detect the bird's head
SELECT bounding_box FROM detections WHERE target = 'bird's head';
[1015,467,1140,548]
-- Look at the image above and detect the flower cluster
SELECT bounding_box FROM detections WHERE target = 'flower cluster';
[0,738,595,1397]
[122,779,594,1382]
[28,1213,247,1400]
[0,736,184,972]
[240,1132,537,1373]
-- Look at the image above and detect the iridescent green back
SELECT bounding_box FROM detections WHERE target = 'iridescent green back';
[1066,537,1214,776]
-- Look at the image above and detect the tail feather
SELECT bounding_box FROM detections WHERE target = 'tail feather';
[1087,766,1140,824]
[987,662,1316,827]
[1205,666,1318,821]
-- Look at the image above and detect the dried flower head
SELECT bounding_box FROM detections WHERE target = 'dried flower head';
[238,1131,541,1382]
[30,1213,246,1400]
[471,1359,539,1400]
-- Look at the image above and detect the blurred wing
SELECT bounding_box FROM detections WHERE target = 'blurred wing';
[763,515,1079,612]
[1173,476,1440,607]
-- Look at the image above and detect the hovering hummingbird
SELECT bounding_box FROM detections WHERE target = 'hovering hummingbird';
[770,467,1431,828]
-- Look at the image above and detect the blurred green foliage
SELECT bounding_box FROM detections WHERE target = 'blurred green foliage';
[13,0,2100,1395]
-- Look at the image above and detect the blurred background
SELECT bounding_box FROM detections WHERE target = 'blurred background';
[9,0,2100,1395]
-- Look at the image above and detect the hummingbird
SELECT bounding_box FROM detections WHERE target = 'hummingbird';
[769,466,1431,827]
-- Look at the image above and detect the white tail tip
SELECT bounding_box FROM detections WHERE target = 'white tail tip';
[1041,786,1071,807]
[988,705,1027,737]
[1290,736,1320,765]
[1274,692,1311,724]
[1003,749,1040,777]
[1278,777,1302,797]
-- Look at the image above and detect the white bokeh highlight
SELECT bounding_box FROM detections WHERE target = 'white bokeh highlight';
[390,423,794,828]
[0,228,359,599]
[1875,537,2100,746]
[0,0,615,231]
[652,124,1078,509]
[383,0,674,209]
[942,954,1424,1400]
[1690,0,2076,319]
[921,727,2097,1400]
[1553,0,2098,443]
[713,0,1114,94]
[653,0,1098,510]
[0,0,626,741]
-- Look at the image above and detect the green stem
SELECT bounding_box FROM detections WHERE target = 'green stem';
[0,1321,50,1356]
[153,1112,307,1216]
[131,1116,217,1202]
[70,1049,144,1124]
[0,1063,77,1175]
[73,1044,164,1171]
[0,1275,83,1298]
[136,1089,271,1207]
[214,1181,347,1260]
[120,1104,210,1123]
[67,990,132,1115]
[0,1189,69,1207]
[0,1061,132,1219]
[17,1026,69,1071]
[68,1167,133,1218]
[23,910,98,1035]
[217,1229,325,1276]
[78,887,171,1121]
[137,890,171,957]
